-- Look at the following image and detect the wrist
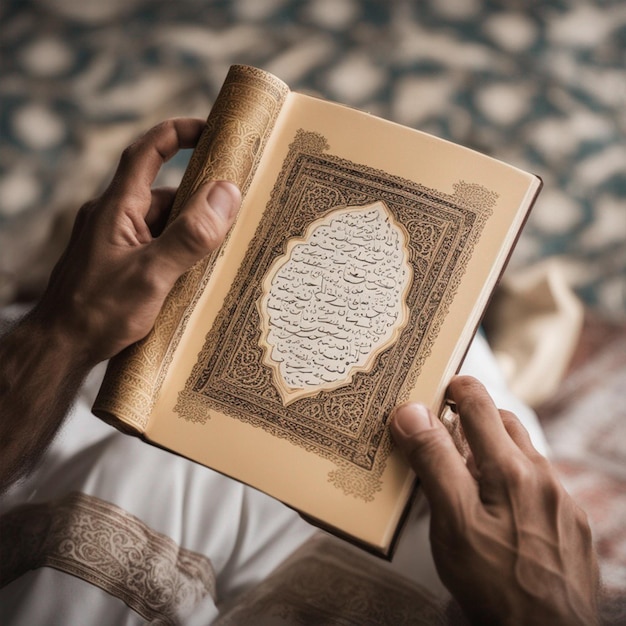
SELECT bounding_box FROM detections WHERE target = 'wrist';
[26,304,97,371]
[0,303,94,492]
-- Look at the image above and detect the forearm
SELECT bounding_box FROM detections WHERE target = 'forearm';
[0,309,92,492]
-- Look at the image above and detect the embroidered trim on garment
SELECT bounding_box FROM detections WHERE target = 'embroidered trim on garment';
[214,533,450,625]
[0,492,216,624]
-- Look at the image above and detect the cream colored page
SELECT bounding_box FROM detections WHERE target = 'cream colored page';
[146,93,538,549]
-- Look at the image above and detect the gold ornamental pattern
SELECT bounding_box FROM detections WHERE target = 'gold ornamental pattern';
[94,66,289,431]
[176,130,497,500]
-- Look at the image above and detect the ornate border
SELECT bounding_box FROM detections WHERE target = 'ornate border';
[175,130,496,500]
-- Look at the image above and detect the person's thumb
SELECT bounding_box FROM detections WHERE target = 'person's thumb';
[390,403,474,514]
[153,181,240,283]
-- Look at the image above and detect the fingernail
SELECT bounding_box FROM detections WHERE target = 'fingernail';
[391,403,434,437]
[206,181,240,221]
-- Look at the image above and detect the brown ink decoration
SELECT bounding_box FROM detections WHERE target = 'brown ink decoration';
[175,129,497,500]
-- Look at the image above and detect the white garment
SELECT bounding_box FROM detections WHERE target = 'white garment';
[0,330,548,625]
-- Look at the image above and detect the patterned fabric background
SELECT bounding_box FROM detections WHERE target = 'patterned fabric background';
[0,0,625,313]
[0,0,625,622]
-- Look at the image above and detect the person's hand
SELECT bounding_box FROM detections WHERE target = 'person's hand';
[390,375,599,626]
[0,118,240,492]
[33,117,241,366]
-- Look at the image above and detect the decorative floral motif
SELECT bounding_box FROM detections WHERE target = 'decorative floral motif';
[0,492,216,624]
[176,129,494,500]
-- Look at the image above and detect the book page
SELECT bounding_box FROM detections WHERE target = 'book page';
[145,93,540,552]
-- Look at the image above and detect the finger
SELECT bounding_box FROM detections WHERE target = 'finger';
[152,181,241,285]
[500,409,542,459]
[446,376,519,467]
[390,403,478,518]
[465,450,480,481]
[145,187,177,236]
[107,118,206,209]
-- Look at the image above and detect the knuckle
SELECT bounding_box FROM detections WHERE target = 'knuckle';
[500,409,520,428]
[495,453,565,500]
[508,458,534,486]
[120,190,149,216]
[119,119,177,167]
[77,199,95,216]
[137,254,167,294]
[449,375,484,397]
[404,427,453,469]
[494,454,534,489]
[455,393,483,420]
[178,212,222,253]
[533,457,566,496]
[500,410,535,448]
[449,377,490,414]
[147,119,176,148]
[154,118,176,135]
[70,200,99,239]
[74,203,91,227]
[119,143,138,165]
[534,454,557,479]
[573,503,592,530]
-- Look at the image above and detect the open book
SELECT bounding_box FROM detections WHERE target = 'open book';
[93,65,541,558]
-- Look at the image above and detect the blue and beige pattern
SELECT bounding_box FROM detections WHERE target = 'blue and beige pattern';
[0,1,625,621]
[1,0,624,313]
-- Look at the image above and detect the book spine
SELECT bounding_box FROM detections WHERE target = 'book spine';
[92,65,289,434]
